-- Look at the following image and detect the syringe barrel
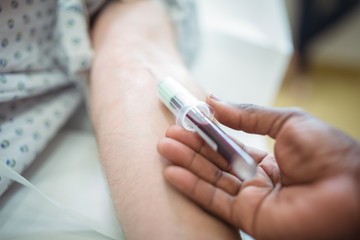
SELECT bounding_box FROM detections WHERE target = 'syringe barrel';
[157,77,214,131]
[157,77,257,180]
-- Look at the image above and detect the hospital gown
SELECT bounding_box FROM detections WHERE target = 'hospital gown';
[0,0,198,196]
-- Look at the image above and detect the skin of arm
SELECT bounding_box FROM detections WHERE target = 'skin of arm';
[90,1,240,239]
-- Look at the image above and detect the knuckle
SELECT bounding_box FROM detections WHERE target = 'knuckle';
[280,107,310,128]
[235,103,259,112]
[213,168,223,185]
[286,107,307,117]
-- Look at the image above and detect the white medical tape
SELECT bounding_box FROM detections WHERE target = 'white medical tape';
[0,161,123,240]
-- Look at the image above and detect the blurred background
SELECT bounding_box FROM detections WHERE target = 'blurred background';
[193,2,359,238]
[278,0,360,141]
[194,0,360,143]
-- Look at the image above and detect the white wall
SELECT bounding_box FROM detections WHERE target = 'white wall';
[192,0,293,153]
[193,0,293,106]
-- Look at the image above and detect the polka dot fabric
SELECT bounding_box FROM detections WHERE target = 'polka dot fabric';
[0,0,107,197]
[0,0,107,101]
[0,0,199,197]
[0,87,81,195]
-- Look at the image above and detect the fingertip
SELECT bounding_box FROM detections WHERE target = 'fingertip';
[206,95,223,118]
[157,138,164,149]
[157,137,169,154]
[206,94,235,111]
[163,166,195,192]
[163,165,178,181]
[164,165,188,180]
[206,95,239,127]
[207,93,221,101]
[165,125,184,138]
[206,94,221,107]
[163,166,183,189]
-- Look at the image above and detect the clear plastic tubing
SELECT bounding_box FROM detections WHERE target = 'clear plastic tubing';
[158,77,256,180]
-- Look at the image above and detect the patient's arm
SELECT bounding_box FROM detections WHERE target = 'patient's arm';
[90,1,240,239]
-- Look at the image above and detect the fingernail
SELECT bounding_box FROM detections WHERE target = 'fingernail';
[208,94,235,107]
[209,93,221,101]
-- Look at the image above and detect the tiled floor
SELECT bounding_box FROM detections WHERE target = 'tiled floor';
[274,59,360,141]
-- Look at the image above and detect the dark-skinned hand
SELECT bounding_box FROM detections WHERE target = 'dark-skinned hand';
[157,95,360,239]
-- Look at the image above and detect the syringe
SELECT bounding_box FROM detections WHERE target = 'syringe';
[158,77,256,180]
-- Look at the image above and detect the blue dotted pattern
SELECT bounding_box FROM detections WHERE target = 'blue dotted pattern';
[0,0,199,197]
[0,0,107,197]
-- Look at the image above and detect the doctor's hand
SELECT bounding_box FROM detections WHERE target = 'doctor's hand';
[157,95,360,239]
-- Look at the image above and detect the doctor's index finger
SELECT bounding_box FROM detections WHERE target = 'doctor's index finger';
[206,96,307,139]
